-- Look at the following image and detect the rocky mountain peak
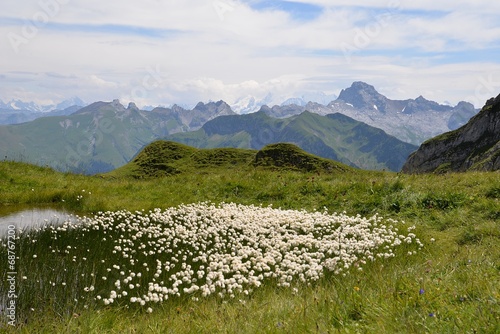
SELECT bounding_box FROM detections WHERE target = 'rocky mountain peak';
[337,81,388,112]
[127,102,139,111]
[455,101,475,110]
[110,99,126,112]
[350,81,378,92]
[338,82,379,100]
[415,95,427,103]
[404,95,452,114]
[170,104,186,113]
[484,93,500,110]
[193,100,234,116]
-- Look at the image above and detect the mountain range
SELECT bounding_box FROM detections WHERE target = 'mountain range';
[1,83,477,146]
[257,82,478,145]
[0,81,481,174]
[0,97,415,173]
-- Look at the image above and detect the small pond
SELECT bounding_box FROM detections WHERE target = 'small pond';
[0,205,77,236]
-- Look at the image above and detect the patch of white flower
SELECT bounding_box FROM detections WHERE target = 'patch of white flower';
[24,202,423,312]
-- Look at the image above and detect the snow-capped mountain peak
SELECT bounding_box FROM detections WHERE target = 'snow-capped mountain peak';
[0,97,86,113]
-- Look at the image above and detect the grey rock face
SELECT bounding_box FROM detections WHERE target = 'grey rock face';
[402,94,500,173]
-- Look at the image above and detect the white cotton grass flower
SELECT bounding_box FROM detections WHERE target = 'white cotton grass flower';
[68,202,421,309]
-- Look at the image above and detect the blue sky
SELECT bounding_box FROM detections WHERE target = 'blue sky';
[1,0,500,110]
[247,1,324,21]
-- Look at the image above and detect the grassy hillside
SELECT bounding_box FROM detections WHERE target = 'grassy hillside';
[0,105,159,174]
[0,154,499,333]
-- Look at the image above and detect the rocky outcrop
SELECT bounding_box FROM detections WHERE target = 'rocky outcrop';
[402,94,500,173]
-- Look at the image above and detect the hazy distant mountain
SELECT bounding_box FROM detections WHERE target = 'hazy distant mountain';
[54,97,86,111]
[230,91,336,114]
[231,93,274,114]
[0,105,84,125]
[402,93,500,173]
[281,92,337,107]
[0,97,86,125]
[281,98,308,107]
[0,97,85,113]
[166,110,417,172]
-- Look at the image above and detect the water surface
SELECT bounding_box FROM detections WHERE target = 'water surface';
[0,205,76,235]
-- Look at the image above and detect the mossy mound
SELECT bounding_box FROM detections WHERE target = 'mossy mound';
[106,141,352,178]
[107,141,256,178]
[254,143,351,173]
[130,141,196,177]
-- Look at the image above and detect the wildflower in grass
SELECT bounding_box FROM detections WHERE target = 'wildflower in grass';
[12,202,422,311]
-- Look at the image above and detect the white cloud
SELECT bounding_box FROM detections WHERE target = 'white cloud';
[0,0,499,108]
[89,75,118,89]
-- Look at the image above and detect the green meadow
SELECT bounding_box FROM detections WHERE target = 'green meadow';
[0,143,499,333]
